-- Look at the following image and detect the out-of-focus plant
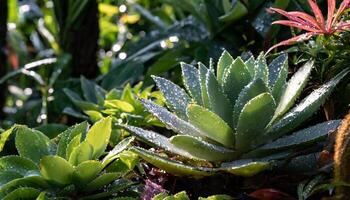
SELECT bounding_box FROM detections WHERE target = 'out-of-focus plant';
[63,77,165,127]
[120,50,348,177]
[0,118,140,199]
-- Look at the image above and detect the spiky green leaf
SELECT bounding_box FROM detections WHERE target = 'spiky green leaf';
[181,62,202,105]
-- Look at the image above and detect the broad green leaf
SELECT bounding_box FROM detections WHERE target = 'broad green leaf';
[81,76,98,104]
[84,173,120,192]
[119,151,138,170]
[0,172,22,187]
[102,137,135,166]
[139,99,203,137]
[259,120,340,151]
[104,100,134,112]
[153,76,191,120]
[86,117,112,159]
[220,159,270,177]
[35,124,67,139]
[219,0,247,23]
[217,50,234,84]
[254,53,269,84]
[64,88,99,111]
[268,68,350,140]
[206,70,233,126]
[0,127,15,152]
[187,104,234,148]
[233,79,269,126]
[68,141,94,166]
[236,93,275,152]
[0,156,38,176]
[106,88,121,100]
[130,147,213,177]
[198,63,210,108]
[15,126,56,164]
[0,176,48,196]
[118,125,197,160]
[270,60,313,124]
[181,62,202,105]
[222,57,251,106]
[66,134,82,160]
[36,192,46,200]
[73,161,103,184]
[3,187,40,200]
[268,54,289,103]
[170,135,237,162]
[84,110,104,122]
[57,122,88,158]
[40,156,74,185]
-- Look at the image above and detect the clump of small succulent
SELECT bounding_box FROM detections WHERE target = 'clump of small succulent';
[64,77,164,127]
[120,50,348,177]
[0,118,140,199]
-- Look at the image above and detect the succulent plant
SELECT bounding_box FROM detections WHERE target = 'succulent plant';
[0,118,139,199]
[119,51,348,177]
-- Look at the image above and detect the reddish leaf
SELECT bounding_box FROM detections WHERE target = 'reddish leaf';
[272,20,321,32]
[266,32,315,54]
[308,0,326,31]
[326,0,336,31]
[333,0,350,25]
[249,189,294,200]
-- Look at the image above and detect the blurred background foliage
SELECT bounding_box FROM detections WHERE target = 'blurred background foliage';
[0,0,342,128]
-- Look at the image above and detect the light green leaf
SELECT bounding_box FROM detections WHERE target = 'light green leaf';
[104,100,134,112]
[222,57,251,106]
[220,159,270,177]
[270,60,313,124]
[57,122,88,158]
[84,110,104,122]
[102,137,135,167]
[86,117,112,159]
[181,62,202,105]
[0,127,15,152]
[268,68,350,140]
[40,156,74,185]
[66,134,82,160]
[15,126,56,164]
[73,160,103,184]
[68,141,94,166]
[217,50,234,84]
[233,79,269,127]
[153,76,191,120]
[130,147,213,177]
[3,187,40,200]
[170,135,237,162]
[187,104,234,148]
[236,93,275,152]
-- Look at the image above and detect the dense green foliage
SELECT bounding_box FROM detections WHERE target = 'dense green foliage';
[1,0,350,199]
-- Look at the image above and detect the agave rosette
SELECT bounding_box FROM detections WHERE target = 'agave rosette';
[120,51,348,177]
